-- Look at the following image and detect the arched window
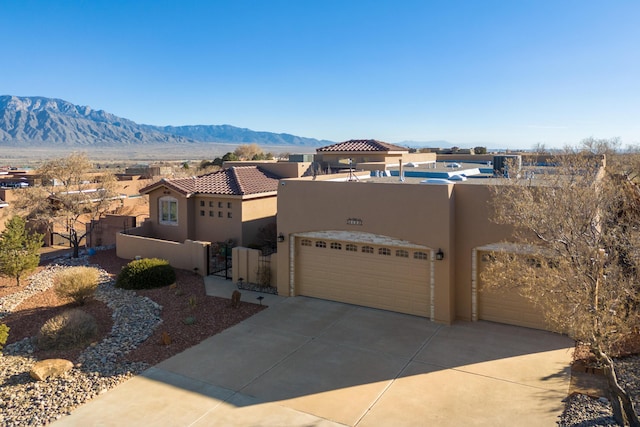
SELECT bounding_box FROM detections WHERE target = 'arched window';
[315,241,326,248]
[159,196,178,225]
[301,239,312,247]
[362,246,374,254]
[345,244,358,252]
[396,249,409,258]
[378,247,391,256]
[330,242,342,250]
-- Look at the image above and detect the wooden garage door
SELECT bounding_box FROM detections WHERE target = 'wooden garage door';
[476,251,547,330]
[295,237,431,317]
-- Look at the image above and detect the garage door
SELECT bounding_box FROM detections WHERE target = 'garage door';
[476,250,547,330]
[295,236,431,318]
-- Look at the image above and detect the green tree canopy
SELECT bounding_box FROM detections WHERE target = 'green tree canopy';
[0,216,43,286]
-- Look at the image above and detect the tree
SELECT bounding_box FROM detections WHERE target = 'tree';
[234,143,263,160]
[473,146,487,154]
[0,216,43,286]
[221,152,239,162]
[14,153,119,258]
[481,142,640,425]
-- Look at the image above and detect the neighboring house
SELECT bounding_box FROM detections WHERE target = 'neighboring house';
[315,139,436,172]
[138,166,282,247]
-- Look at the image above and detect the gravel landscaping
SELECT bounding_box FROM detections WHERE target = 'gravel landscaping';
[0,248,265,426]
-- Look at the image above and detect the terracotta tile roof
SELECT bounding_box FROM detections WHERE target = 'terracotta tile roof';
[317,139,408,153]
[140,166,281,197]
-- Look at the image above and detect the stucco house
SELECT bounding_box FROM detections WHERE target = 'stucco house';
[273,157,550,330]
[138,165,282,247]
[314,139,437,172]
[116,139,586,333]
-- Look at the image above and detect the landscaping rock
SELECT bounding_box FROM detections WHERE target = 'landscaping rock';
[30,359,73,381]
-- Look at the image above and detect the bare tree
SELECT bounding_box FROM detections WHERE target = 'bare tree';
[481,142,640,425]
[14,153,120,258]
[234,143,263,160]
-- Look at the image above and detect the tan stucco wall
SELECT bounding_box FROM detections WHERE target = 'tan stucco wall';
[192,195,243,244]
[276,179,456,323]
[222,161,312,178]
[401,152,437,163]
[116,233,210,276]
[436,154,495,163]
[452,184,513,321]
[241,196,278,247]
[232,247,278,286]
[147,186,190,242]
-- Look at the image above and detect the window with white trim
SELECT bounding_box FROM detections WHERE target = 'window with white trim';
[159,197,178,225]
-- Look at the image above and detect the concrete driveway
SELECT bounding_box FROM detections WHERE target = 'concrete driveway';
[53,281,573,427]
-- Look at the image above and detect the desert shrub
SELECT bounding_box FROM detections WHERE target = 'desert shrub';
[116,258,176,290]
[36,309,98,351]
[0,323,9,352]
[54,266,100,305]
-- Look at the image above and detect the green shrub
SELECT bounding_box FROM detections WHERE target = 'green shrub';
[54,266,100,305]
[116,258,176,290]
[0,323,9,352]
[36,309,98,351]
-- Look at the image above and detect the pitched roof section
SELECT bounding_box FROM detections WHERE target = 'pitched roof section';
[317,139,408,153]
[140,166,281,197]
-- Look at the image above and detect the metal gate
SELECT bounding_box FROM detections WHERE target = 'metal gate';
[210,241,233,279]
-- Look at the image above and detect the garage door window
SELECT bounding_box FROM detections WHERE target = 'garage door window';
[362,246,374,253]
[396,249,409,258]
[301,239,312,246]
[315,241,326,248]
[414,251,428,260]
[330,242,342,250]
[379,248,391,256]
[346,244,357,252]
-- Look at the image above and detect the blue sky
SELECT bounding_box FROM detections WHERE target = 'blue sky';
[2,1,638,149]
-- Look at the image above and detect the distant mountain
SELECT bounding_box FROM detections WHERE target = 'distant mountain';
[0,95,332,147]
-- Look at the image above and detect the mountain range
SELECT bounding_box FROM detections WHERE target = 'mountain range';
[0,95,333,147]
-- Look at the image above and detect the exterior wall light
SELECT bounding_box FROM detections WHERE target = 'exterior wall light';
[436,248,445,261]
[277,232,285,243]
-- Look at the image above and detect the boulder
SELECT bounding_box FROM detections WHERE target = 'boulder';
[30,359,73,381]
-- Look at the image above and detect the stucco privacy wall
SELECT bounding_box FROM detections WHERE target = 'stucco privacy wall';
[232,247,278,286]
[276,177,456,323]
[116,232,209,276]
